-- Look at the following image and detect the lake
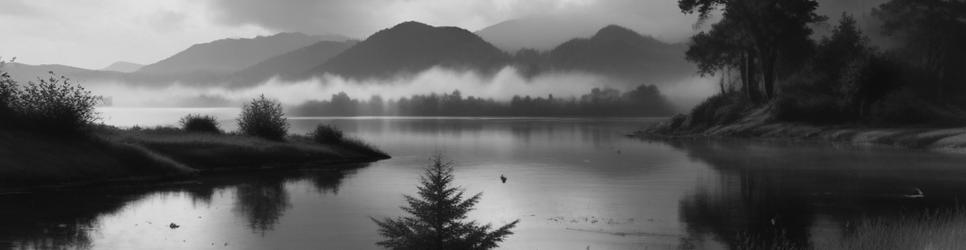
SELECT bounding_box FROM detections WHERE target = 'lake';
[3,108,966,249]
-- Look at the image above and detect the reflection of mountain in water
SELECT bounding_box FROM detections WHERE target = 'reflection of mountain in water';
[0,165,367,249]
[659,139,966,249]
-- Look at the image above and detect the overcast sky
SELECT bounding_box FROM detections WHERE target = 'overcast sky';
[0,0,883,69]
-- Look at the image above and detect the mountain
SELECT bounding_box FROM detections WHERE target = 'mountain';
[101,61,143,73]
[0,63,120,83]
[314,33,355,42]
[307,21,510,80]
[137,32,324,75]
[476,16,605,52]
[231,40,357,85]
[541,25,694,85]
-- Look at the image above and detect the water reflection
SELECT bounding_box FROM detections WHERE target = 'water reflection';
[8,114,966,249]
[663,139,966,249]
[0,164,365,250]
[233,177,291,233]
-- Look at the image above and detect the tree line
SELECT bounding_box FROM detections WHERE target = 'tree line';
[680,0,966,125]
[292,84,676,117]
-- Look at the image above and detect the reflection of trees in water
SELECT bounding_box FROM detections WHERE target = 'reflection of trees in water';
[663,139,966,249]
[0,164,367,249]
[679,170,814,249]
[0,190,149,250]
[307,169,351,195]
[230,167,363,232]
[291,118,631,148]
[233,179,291,233]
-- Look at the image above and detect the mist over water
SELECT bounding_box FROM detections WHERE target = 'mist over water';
[87,66,716,112]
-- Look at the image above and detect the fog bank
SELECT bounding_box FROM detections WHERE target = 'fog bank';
[89,66,716,112]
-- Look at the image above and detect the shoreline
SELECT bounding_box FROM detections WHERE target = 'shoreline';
[630,118,966,153]
[0,160,380,195]
[0,127,390,193]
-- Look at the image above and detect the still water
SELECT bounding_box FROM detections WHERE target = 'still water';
[3,108,966,249]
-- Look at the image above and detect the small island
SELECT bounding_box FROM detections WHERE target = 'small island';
[0,69,388,191]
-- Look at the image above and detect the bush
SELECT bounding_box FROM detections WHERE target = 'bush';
[338,137,388,158]
[0,66,17,120]
[0,63,101,133]
[307,124,387,157]
[238,94,288,141]
[310,124,344,144]
[687,92,750,128]
[179,114,221,134]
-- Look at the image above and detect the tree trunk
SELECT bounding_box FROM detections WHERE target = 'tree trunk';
[745,51,762,103]
[762,51,777,100]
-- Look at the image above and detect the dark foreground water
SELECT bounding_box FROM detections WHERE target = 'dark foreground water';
[4,110,966,249]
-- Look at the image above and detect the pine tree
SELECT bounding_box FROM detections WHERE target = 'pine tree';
[372,154,519,250]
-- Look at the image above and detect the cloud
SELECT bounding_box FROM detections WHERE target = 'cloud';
[205,0,699,41]
[86,65,716,113]
[0,0,270,69]
[0,0,892,69]
[0,0,39,16]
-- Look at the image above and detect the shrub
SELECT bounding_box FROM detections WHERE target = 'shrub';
[16,73,102,133]
[310,124,344,144]
[0,66,17,121]
[0,62,101,133]
[338,137,388,158]
[179,114,221,134]
[687,92,750,128]
[307,124,387,157]
[238,94,288,141]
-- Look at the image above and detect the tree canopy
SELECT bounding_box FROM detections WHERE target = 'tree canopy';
[873,0,966,103]
[680,0,824,102]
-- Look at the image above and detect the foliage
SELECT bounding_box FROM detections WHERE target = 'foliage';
[179,114,221,134]
[294,84,675,117]
[307,124,387,157]
[873,0,966,104]
[687,91,752,128]
[772,14,898,124]
[337,136,389,158]
[680,0,825,102]
[372,155,518,250]
[0,59,17,120]
[310,124,345,144]
[0,60,101,133]
[238,94,288,141]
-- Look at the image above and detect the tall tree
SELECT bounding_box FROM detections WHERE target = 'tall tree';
[873,0,966,103]
[372,155,519,250]
[680,0,824,102]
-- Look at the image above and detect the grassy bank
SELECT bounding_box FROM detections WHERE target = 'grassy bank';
[0,126,389,191]
[634,102,966,152]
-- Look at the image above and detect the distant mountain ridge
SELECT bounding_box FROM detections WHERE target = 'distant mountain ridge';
[542,25,693,84]
[230,40,357,86]
[305,21,511,80]
[476,16,606,52]
[101,61,143,73]
[3,23,693,90]
[137,32,324,75]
